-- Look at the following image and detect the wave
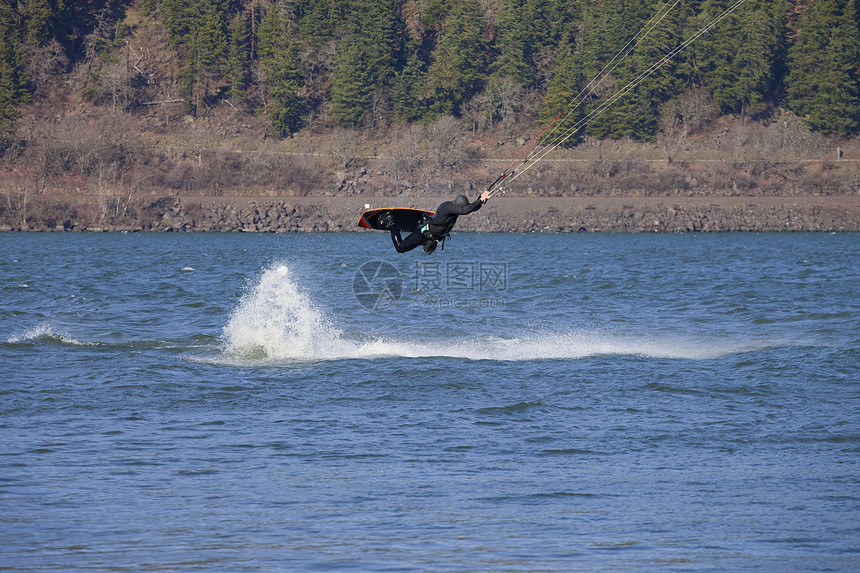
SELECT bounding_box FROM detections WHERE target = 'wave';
[211,263,773,365]
[5,266,779,364]
[5,324,217,352]
[202,330,764,366]
[6,324,97,347]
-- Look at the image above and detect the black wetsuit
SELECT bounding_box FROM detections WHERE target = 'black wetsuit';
[390,196,484,253]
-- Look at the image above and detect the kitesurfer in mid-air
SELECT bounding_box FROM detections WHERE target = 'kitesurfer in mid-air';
[380,190,491,254]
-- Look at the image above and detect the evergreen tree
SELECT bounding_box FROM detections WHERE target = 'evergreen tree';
[581,0,658,140]
[330,41,373,126]
[573,0,607,86]
[421,0,453,30]
[633,0,686,103]
[727,0,786,113]
[589,81,658,140]
[266,41,306,137]
[330,0,399,126]
[196,0,228,100]
[0,0,30,130]
[392,45,430,122]
[225,12,249,106]
[693,0,786,115]
[603,0,650,54]
[20,0,123,54]
[785,0,860,136]
[513,0,581,93]
[160,0,228,54]
[24,0,52,45]
[350,0,398,91]
[494,0,533,86]
[491,0,575,88]
[425,0,486,117]
[599,0,688,140]
[540,29,584,145]
[674,0,708,87]
[570,0,612,138]
[297,0,342,46]
[163,0,228,114]
[258,5,306,136]
[161,0,197,47]
[535,0,580,53]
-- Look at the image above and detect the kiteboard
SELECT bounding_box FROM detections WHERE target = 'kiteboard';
[357,208,434,232]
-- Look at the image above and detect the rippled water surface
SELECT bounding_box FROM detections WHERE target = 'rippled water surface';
[1,232,858,571]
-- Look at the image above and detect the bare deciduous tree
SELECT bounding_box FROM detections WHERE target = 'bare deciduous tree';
[485,75,524,133]
[328,127,360,169]
[426,115,468,172]
[389,123,423,189]
[128,19,170,86]
[25,41,68,95]
[462,96,487,134]
[101,60,130,111]
[93,161,121,221]
[369,91,391,131]
[1,174,33,227]
[660,87,716,142]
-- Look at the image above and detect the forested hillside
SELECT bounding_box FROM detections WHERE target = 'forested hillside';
[0,0,858,231]
[2,0,858,137]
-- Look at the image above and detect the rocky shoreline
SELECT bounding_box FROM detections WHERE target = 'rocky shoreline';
[2,195,858,233]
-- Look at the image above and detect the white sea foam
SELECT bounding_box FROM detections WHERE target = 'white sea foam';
[332,332,751,362]
[7,324,95,346]
[222,264,353,360]
[216,263,765,365]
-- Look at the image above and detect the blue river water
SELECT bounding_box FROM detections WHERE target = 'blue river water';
[1,231,858,571]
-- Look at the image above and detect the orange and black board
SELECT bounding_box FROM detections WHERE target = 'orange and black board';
[357,208,435,232]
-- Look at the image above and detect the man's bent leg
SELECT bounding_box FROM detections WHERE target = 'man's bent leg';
[390,227,403,249]
[392,229,423,253]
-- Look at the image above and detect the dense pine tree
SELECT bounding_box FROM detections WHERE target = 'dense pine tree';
[163,0,229,114]
[0,0,30,130]
[23,0,52,46]
[785,0,860,136]
[633,0,686,103]
[494,0,534,86]
[161,0,197,47]
[330,41,374,126]
[492,0,576,90]
[296,0,341,46]
[258,5,306,136]
[692,0,786,115]
[425,0,486,117]
[583,0,657,139]
[225,12,250,106]
[568,1,611,138]
[540,29,585,144]
[330,0,399,126]
[572,0,607,88]
[392,46,430,122]
[194,0,228,111]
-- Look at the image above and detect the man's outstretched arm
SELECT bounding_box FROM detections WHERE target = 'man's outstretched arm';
[442,191,491,216]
